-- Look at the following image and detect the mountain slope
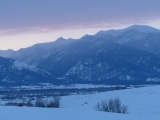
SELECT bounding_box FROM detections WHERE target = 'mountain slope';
[96,25,160,55]
[0,38,75,66]
[38,36,160,85]
[96,25,160,37]
[0,56,57,86]
[0,49,14,58]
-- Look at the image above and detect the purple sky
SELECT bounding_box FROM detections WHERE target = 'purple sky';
[0,0,160,50]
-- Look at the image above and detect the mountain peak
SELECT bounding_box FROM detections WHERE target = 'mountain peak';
[124,25,160,33]
[56,37,66,41]
[95,25,160,37]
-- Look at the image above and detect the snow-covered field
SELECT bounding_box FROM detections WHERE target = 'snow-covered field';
[1,85,160,120]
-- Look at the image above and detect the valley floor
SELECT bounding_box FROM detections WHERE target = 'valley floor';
[1,85,160,120]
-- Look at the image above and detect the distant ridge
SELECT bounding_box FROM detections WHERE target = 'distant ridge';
[1,25,160,86]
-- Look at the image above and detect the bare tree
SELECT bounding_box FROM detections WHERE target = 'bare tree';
[95,98,128,114]
[35,98,45,107]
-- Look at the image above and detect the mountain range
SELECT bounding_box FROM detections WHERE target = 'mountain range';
[1,25,160,86]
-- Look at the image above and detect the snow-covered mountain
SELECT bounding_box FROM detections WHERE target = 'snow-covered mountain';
[1,25,160,85]
[96,25,160,37]
[0,56,58,86]
[95,25,160,55]
[0,49,14,58]
[0,37,75,66]
[37,36,160,85]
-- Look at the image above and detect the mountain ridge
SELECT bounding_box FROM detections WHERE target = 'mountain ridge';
[95,25,160,37]
[1,25,160,85]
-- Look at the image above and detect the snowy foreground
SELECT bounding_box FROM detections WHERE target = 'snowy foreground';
[1,86,160,120]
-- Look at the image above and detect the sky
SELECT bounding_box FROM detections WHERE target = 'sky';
[0,0,160,50]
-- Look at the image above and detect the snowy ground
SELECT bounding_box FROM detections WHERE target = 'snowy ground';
[1,85,160,120]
